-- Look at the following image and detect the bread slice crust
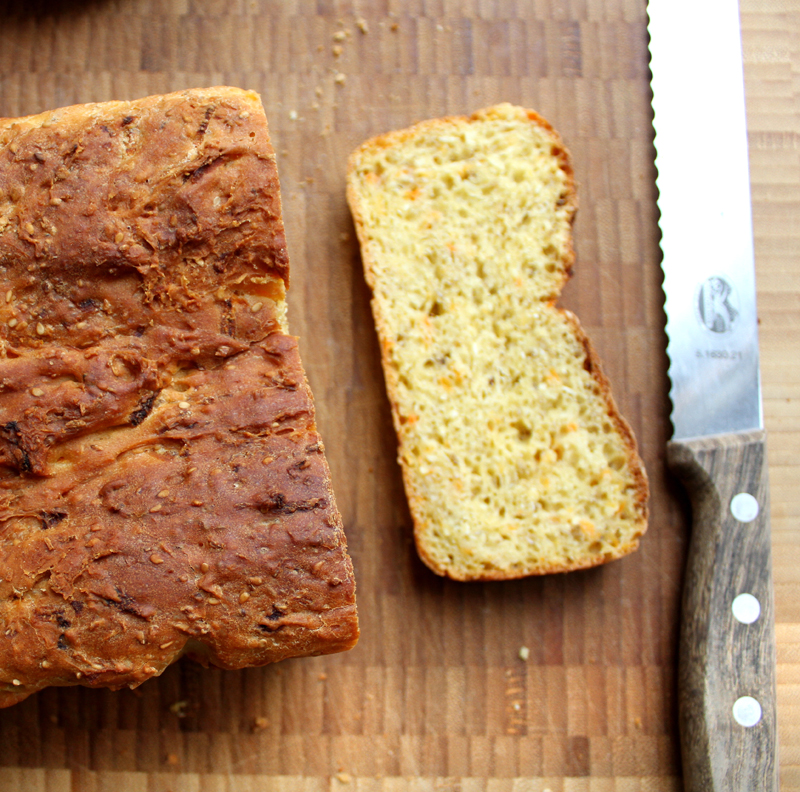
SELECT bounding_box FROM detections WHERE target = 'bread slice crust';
[347,104,648,581]
[0,88,358,706]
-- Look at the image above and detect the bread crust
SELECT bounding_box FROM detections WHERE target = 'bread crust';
[347,104,648,581]
[0,88,358,706]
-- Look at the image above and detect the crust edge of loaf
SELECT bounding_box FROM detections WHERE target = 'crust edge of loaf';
[0,85,260,133]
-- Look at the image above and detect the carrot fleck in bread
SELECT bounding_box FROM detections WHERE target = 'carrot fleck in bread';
[346,104,648,581]
[0,87,358,707]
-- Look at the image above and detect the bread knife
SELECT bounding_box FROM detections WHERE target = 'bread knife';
[647,1,778,789]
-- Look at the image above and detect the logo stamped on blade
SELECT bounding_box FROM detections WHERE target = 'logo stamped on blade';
[695,276,740,334]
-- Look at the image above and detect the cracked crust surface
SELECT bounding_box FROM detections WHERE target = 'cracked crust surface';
[0,87,358,707]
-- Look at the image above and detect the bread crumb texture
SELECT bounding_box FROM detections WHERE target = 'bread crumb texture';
[347,104,648,580]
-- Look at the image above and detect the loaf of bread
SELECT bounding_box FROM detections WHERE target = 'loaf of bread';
[346,104,648,581]
[0,87,358,707]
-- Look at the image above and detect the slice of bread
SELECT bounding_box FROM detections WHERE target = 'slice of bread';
[346,104,648,581]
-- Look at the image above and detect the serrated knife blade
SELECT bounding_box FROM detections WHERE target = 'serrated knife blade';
[647,0,778,789]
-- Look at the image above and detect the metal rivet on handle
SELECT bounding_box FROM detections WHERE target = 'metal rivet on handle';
[732,593,761,624]
[730,492,759,523]
[732,696,762,728]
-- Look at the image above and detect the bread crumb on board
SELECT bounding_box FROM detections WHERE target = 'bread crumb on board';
[169,700,189,718]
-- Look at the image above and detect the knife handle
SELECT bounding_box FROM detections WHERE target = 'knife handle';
[668,429,778,792]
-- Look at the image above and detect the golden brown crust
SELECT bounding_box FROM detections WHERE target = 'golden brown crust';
[561,309,651,537]
[0,88,358,706]
[347,105,647,582]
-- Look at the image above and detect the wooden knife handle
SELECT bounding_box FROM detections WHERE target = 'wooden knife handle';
[668,429,778,792]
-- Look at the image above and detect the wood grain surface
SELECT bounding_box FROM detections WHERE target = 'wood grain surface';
[0,1,797,790]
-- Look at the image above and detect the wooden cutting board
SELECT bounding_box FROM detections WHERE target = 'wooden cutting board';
[1,1,798,790]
